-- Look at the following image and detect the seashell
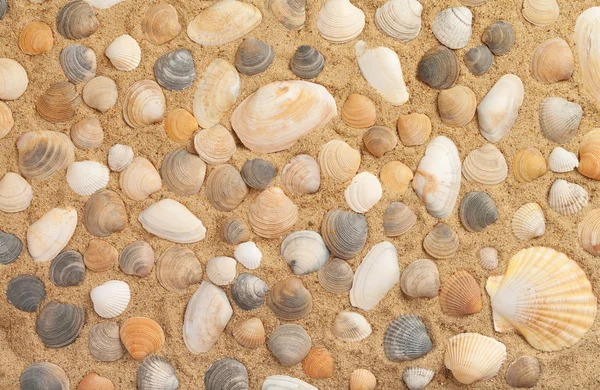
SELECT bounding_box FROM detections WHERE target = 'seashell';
[193,59,240,129]
[160,150,206,196]
[579,128,600,179]
[0,58,28,101]
[290,45,325,80]
[266,0,305,30]
[156,246,203,292]
[70,118,103,149]
[548,179,588,216]
[321,209,367,259]
[355,41,409,105]
[432,7,472,49]
[400,259,439,298]
[0,0,6,19]
[194,125,236,165]
[0,172,32,213]
[27,207,77,262]
[20,362,69,390]
[319,140,361,182]
[462,143,508,185]
[165,108,197,143]
[122,80,166,128]
[249,187,297,238]
[57,0,99,40]
[332,311,371,342]
[522,0,559,26]
[531,38,573,83]
[83,239,117,272]
[241,158,276,190]
[318,258,354,294]
[18,21,53,55]
[396,113,431,146]
[60,44,96,84]
[0,231,22,265]
[363,126,397,158]
[575,8,600,104]
[50,250,85,287]
[506,356,540,388]
[282,154,320,195]
[482,21,515,55]
[83,76,118,113]
[413,136,461,219]
[479,247,498,270]
[303,346,334,379]
[36,81,81,123]
[444,333,506,384]
[6,274,45,312]
[154,49,196,91]
[140,199,206,243]
[439,271,482,316]
[263,376,317,390]
[437,85,476,127]
[423,223,459,260]
[383,202,416,237]
[268,324,312,366]
[281,231,330,275]
[86,0,125,8]
[36,301,85,348]
[317,0,365,44]
[548,146,578,173]
[464,45,494,75]
[119,241,154,278]
[383,314,432,362]
[513,147,547,182]
[231,272,268,310]
[90,280,131,318]
[349,369,376,390]
[459,191,498,232]
[267,277,312,320]
[477,74,524,142]
[402,367,435,390]
[187,0,262,46]
[83,189,127,238]
[350,241,399,311]
[375,0,422,42]
[120,157,162,201]
[235,38,275,76]
[539,97,582,144]
[344,172,383,213]
[233,317,265,348]
[77,373,114,390]
[142,4,182,45]
[184,281,233,353]
[223,217,251,245]
[0,101,14,138]
[341,93,376,128]
[206,256,237,286]
[120,317,165,361]
[579,208,600,255]
[137,355,179,390]
[66,161,109,196]
[417,45,459,90]
[512,202,545,240]
[205,164,248,211]
[105,35,141,71]
[204,358,249,390]
[88,322,125,362]
[232,80,336,153]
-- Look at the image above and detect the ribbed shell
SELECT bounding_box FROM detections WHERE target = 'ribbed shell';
[231,273,268,310]
[82,76,118,113]
[402,367,435,390]
[375,0,422,42]
[90,280,131,318]
[531,38,574,83]
[36,81,81,123]
[459,191,498,232]
[194,125,236,165]
[417,45,459,90]
[396,113,431,146]
[267,277,312,320]
[539,97,583,144]
[137,355,179,390]
[383,314,432,361]
[444,333,506,384]
[513,148,547,183]
[0,172,33,213]
[88,322,125,362]
[432,7,472,49]
[160,150,206,196]
[156,246,203,292]
[122,80,165,128]
[290,45,325,79]
[423,222,459,259]
[319,140,361,182]
[71,117,103,149]
[512,203,545,240]
[20,362,69,390]
[249,187,297,238]
[119,241,154,278]
[18,22,54,55]
[281,230,330,275]
[321,209,368,259]
[6,274,46,312]
[439,271,482,316]
[282,154,320,195]
[482,21,515,55]
[66,161,109,196]
[462,143,507,185]
[316,0,365,44]
[154,49,196,91]
[317,258,354,294]
[383,202,416,237]
[349,369,376,390]
[341,93,376,128]
[235,38,275,76]
[232,317,265,348]
[332,311,372,342]
[60,44,96,84]
[50,250,85,286]
[206,256,237,286]
[548,146,578,173]
[36,301,85,348]
[57,0,99,39]
[400,259,439,298]
[548,179,588,216]
[0,231,22,265]
[83,188,127,237]
[464,45,494,75]
[105,34,141,71]
[268,324,312,366]
[119,317,165,360]
[204,358,249,390]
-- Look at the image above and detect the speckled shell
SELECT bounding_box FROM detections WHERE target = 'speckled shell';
[282,154,320,195]
[332,311,372,342]
[206,256,237,286]
[50,250,85,287]
[6,274,46,312]
[548,179,588,216]
[36,301,85,348]
[119,157,162,201]
[321,209,368,259]
[66,161,109,196]
[156,245,203,292]
[522,0,559,26]
[18,21,53,55]
[479,247,498,270]
[83,76,118,113]
[0,58,28,100]
[531,38,573,83]
[36,81,81,123]
[165,108,197,143]
[349,369,376,390]
[142,4,182,45]
[512,203,545,240]
[363,126,397,158]
[383,202,416,237]
[539,97,582,144]
[482,21,515,55]
[383,314,432,362]
[0,101,14,138]
[548,146,578,173]
[119,317,165,361]
[160,150,206,196]
[437,85,476,127]
[477,74,524,143]
[444,333,506,385]
[77,373,114,390]
[57,0,99,40]
[119,241,154,278]
[90,280,131,318]
[231,273,268,310]
[235,38,275,76]
[60,44,96,84]
[223,216,251,245]
[400,259,439,298]
[20,362,69,390]
[578,208,600,256]
[423,222,459,259]
[267,277,312,320]
[318,258,354,294]
[462,143,508,185]
[154,49,196,91]
[432,7,472,49]
[88,322,125,362]
[319,139,361,182]
[317,0,365,43]
[193,59,240,129]
[249,187,298,238]
[204,358,249,390]
[233,317,265,348]
[396,113,431,146]
[266,0,305,30]
[205,164,248,211]
[439,270,482,316]
[464,45,494,75]
[0,231,22,265]
[375,0,422,42]
[506,356,540,388]
[417,45,459,89]
[241,158,276,190]
[281,231,330,275]
[83,189,127,237]
[290,45,325,79]
[194,124,237,165]
[0,172,32,213]
[105,34,141,71]
[137,355,179,390]
[341,93,376,128]
[402,367,435,390]
[459,191,498,232]
[579,129,600,180]
[302,346,334,379]
[513,148,547,183]
[268,324,312,366]
[122,80,166,128]
[27,207,77,262]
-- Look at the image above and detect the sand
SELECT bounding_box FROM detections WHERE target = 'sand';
[1,0,600,388]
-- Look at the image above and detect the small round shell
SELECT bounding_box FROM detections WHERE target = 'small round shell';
[462,143,508,185]
[317,258,354,294]
[281,154,320,195]
[281,230,330,275]
[142,4,182,45]
[234,241,262,269]
[464,45,494,75]
[479,247,498,270]
[235,38,275,76]
[417,45,459,89]
[513,148,547,183]
[83,76,118,113]
[506,356,541,388]
[108,144,133,172]
[233,317,265,348]
[267,277,312,321]
[363,126,397,158]
[165,108,197,143]
[20,363,69,390]
[223,217,251,245]
[522,0,559,27]
[119,316,165,361]
[579,129,600,180]
[137,355,179,390]
[154,49,196,91]
[432,7,472,49]
[90,280,131,318]
[459,191,498,232]
[317,0,365,44]
[0,172,33,213]
[231,273,268,310]
[83,189,127,237]
[383,202,416,237]
[119,157,162,201]
[548,147,578,173]
[36,81,81,123]
[341,93,376,128]
[122,80,166,128]
[266,0,305,30]
[160,150,206,196]
[71,118,103,149]
[531,38,573,83]
[268,324,312,366]
[290,45,325,79]
[6,274,46,312]
[423,222,459,259]
[57,0,99,40]
[36,301,85,348]
[0,58,28,101]
[78,373,114,390]
[88,322,125,362]
[321,209,368,259]
[156,246,203,292]
[302,346,334,379]
[512,202,545,240]
[60,44,96,84]
[248,187,297,238]
[349,369,376,390]
[396,113,431,146]
[375,0,423,42]
[437,85,476,127]
[119,241,154,278]
[205,164,248,211]
[482,21,515,55]
[439,270,482,316]
[383,314,432,362]
[50,250,85,287]
[194,124,236,165]
[332,311,372,342]
[204,358,249,390]
[0,231,22,265]
[206,256,237,286]
[66,160,109,196]
[402,367,435,390]
[105,34,141,71]
[539,97,583,144]
[400,259,439,298]
[84,238,118,272]
[241,158,276,190]
[548,179,588,216]
[0,101,14,138]
[318,140,361,182]
[18,21,53,55]
[344,172,383,213]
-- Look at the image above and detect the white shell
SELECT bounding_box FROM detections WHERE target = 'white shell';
[183,281,233,354]
[105,34,141,71]
[444,333,507,385]
[262,376,318,390]
[350,241,400,311]
[281,231,330,275]
[332,311,372,342]
[344,172,383,213]
[402,367,435,390]
[86,0,125,9]
[548,179,588,216]
[66,161,109,196]
[108,144,134,172]
[477,74,524,143]
[317,0,365,44]
[27,207,77,262]
[412,136,461,219]
[119,157,162,201]
[548,147,578,173]
[234,241,262,270]
[375,0,422,42]
[575,8,600,105]
[479,247,498,270]
[90,280,131,318]
[206,256,237,286]
[138,199,206,244]
[355,41,409,106]
[0,172,33,213]
[0,58,29,100]
[512,203,545,240]
[193,59,240,129]
[432,7,472,49]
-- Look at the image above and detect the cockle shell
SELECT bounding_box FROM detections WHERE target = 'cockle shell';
[108,144,133,173]
[317,0,365,43]
[383,202,416,237]
[183,281,233,354]
[91,280,130,318]
[156,246,203,291]
[160,150,206,196]
[119,317,165,360]
[0,58,28,100]
[522,0,559,26]
[423,222,459,259]
[82,241,114,273]
[232,80,336,153]
[402,367,435,390]
[321,209,367,259]
[477,74,524,142]
[137,356,179,390]
[234,241,262,269]
[27,207,77,262]
[396,113,431,146]
[400,259,439,298]
[138,199,207,243]
[120,157,162,201]
[349,369,376,390]
[350,241,399,311]
[20,362,69,390]
[194,125,236,165]
[165,108,197,143]
[66,161,109,196]
[18,21,53,55]
[0,172,32,213]
[380,162,413,195]
[464,45,494,75]
[282,154,320,195]
[506,356,541,388]
[71,117,103,149]
[105,35,141,71]
[548,179,588,216]
[57,0,99,40]
[459,191,498,232]
[241,158,276,189]
[50,250,85,286]
[60,44,96,84]
[549,146,578,173]
[77,373,114,390]
[36,81,81,123]
[223,217,251,245]
[204,358,249,390]
[302,346,334,379]
[319,140,361,182]
[0,101,13,138]
[486,247,597,350]
[154,49,196,91]
[88,322,125,362]
[578,208,600,256]
[263,376,317,390]
[332,311,372,342]
[363,126,397,158]
[384,314,432,362]
[512,203,545,240]
[193,59,240,129]
[0,231,22,265]
[355,41,409,105]
[281,231,329,275]
[119,241,154,278]
[267,277,312,320]
[375,0,422,42]
[6,274,46,312]
[17,131,75,180]
[439,271,482,316]
[437,85,476,127]
[235,38,275,76]
[513,147,547,182]
[531,38,573,83]
[578,128,600,180]
[539,97,582,144]
[432,7,472,49]
[575,8,600,104]
[462,143,507,185]
[206,256,237,286]
[36,301,85,348]
[142,4,182,45]
[482,21,515,55]
[417,45,459,90]
[290,45,325,79]
[444,333,506,384]
[205,164,248,211]
[249,187,298,238]
[344,172,383,213]
[479,247,498,270]
[122,80,166,128]
[233,317,265,348]
[266,0,305,30]
[83,189,127,237]
[231,272,268,310]
[83,76,118,113]
[341,93,376,128]
[268,324,312,366]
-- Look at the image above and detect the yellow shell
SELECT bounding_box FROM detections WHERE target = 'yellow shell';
[119,316,165,361]
[531,38,573,83]
[18,21,54,55]
[380,161,413,194]
[578,128,600,180]
[318,140,361,182]
[396,113,431,146]
[341,93,376,128]
[579,208,600,256]
[349,369,376,390]
[165,108,197,142]
[437,85,477,127]
[513,147,547,183]
[444,333,506,385]
[248,187,297,238]
[142,4,182,45]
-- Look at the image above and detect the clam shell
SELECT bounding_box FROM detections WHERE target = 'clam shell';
[506,356,540,388]
[513,147,547,182]
[349,369,376,390]
[579,208,600,255]
[267,276,312,320]
[574,8,600,104]
[548,179,588,216]
[511,202,545,240]
[579,128,600,180]
[232,80,336,153]
[437,85,476,127]
[396,113,431,146]
[462,143,507,185]
[0,58,28,100]
[36,81,81,123]
[18,21,53,55]
[531,38,573,83]
[319,140,361,182]
[194,124,236,165]
[83,238,117,272]
[400,259,439,298]
[383,202,416,237]
[549,146,578,173]
[122,80,166,128]
[241,158,276,190]
[205,164,248,211]
[0,231,22,265]
[341,93,376,128]
[439,270,482,316]
[0,172,32,213]
[317,0,365,43]
[165,108,197,142]
[120,317,165,361]
[105,34,141,71]
[83,76,118,113]
[432,7,472,49]
[249,187,297,238]
[363,126,397,158]
[233,317,265,348]
[71,117,103,149]
[83,189,127,237]
[290,45,325,79]
[0,101,14,138]
[120,157,162,201]
[205,358,249,390]
[119,241,154,278]
[6,274,46,312]
[60,44,96,84]
[266,0,305,30]
[344,172,383,213]
[193,59,240,128]
[417,45,459,90]
[375,0,422,42]
[263,376,317,390]
[384,314,432,362]
[156,245,203,292]
[57,0,99,40]
[477,74,524,142]
[350,241,399,311]
[321,209,368,259]
[282,154,320,195]
[281,230,330,275]
[444,333,506,384]
[77,373,114,390]
[86,0,124,9]
[482,21,515,55]
[268,324,312,366]
[332,311,372,342]
[402,367,435,390]
[36,301,85,348]
[459,191,498,232]
[235,38,275,76]
[231,272,268,310]
[142,4,182,45]
[90,280,131,318]
[464,45,494,75]
[50,250,85,287]
[160,150,206,196]
[154,49,195,91]
[88,322,125,362]
[223,216,251,245]
[66,161,109,196]
[27,207,77,262]
[137,355,179,390]
[206,256,237,286]
[303,346,334,379]
[423,222,459,260]
[522,0,559,26]
[479,247,498,270]
[234,241,262,269]
[20,362,69,390]
[317,258,354,294]
[539,97,582,144]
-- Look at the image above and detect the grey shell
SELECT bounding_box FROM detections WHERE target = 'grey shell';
[321,209,368,259]
[267,324,312,366]
[204,357,249,390]
[56,0,99,40]
[383,314,432,362]
[464,45,493,75]
[153,49,196,91]
[60,44,97,84]
[240,159,276,190]
[6,274,46,312]
[291,45,325,79]
[35,301,85,348]
[119,241,155,278]
[0,230,22,265]
[231,273,268,310]
[137,355,180,390]
[19,362,69,390]
[459,191,498,232]
[223,217,251,245]
[0,0,7,20]
[49,250,85,287]
[417,45,459,89]
[235,38,275,76]
[482,21,515,56]
[88,322,125,362]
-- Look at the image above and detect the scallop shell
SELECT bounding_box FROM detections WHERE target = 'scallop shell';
[20,363,69,390]
[317,258,354,294]
[90,280,131,318]
[522,0,559,26]
[57,0,99,39]
[355,41,409,105]
[142,4,182,45]
[160,150,206,196]
[105,34,141,71]
[505,356,540,388]
[119,317,165,361]
[234,241,262,269]
[235,38,275,76]
[6,274,46,312]
[36,81,81,123]
[574,8,600,104]
[122,80,166,128]
[241,158,276,190]
[233,317,265,348]
[204,358,249,390]
[120,157,162,201]
[439,271,482,316]
[231,80,336,153]
[194,124,236,165]
[332,311,372,342]
[165,108,197,143]
[363,126,397,158]
[402,367,435,390]
[249,187,298,238]
[379,162,413,195]
[88,322,125,362]
[0,231,22,265]
[464,45,494,75]
[223,216,251,245]
[423,222,459,260]
[383,202,416,237]
[549,147,578,173]
[119,241,154,278]
[267,276,312,320]
[231,272,268,310]
[459,191,498,232]
[375,0,422,42]
[50,250,85,287]
[281,230,330,275]
[512,203,545,240]
[206,256,237,286]
[579,128,600,180]
[205,164,248,211]
[0,101,14,138]
[36,301,85,348]
[290,45,325,79]
[0,58,28,100]
[156,245,203,292]
[317,0,365,44]
[477,74,524,142]
[539,97,582,144]
[83,76,118,113]
[396,113,431,146]
[27,207,77,262]
[417,45,459,90]
[187,0,262,46]
[66,161,109,196]
[482,21,515,55]
[341,93,376,129]
[154,49,196,91]
[71,118,103,149]
[321,209,368,259]
[479,247,498,270]
[0,172,32,213]
[400,259,439,298]
[531,38,573,83]
[444,333,507,384]
[350,241,399,311]
[384,314,432,362]
[83,189,127,237]
[432,7,472,49]
[282,154,320,195]
[513,147,547,183]
[302,346,334,379]
[344,172,383,213]
[462,143,508,185]
[579,208,600,255]
[349,369,376,390]
[548,179,588,216]
[85,239,117,272]
[319,140,361,182]
[18,21,53,55]
[268,324,312,366]
[193,59,240,129]
[77,373,114,390]
[137,355,179,390]
[266,0,305,30]
[60,44,96,84]
[437,85,476,127]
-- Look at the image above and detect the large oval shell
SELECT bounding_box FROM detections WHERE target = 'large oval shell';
[549,146,578,173]
[156,245,203,292]
[574,8,600,104]
[290,45,325,79]
[160,150,206,196]
[267,277,312,320]
[36,301,85,348]
[578,128,600,180]
[119,241,154,278]
[50,250,85,287]
[396,113,431,146]
[482,21,515,55]
[90,280,131,318]
[439,270,482,316]
[383,202,416,237]
[57,0,99,40]
[266,0,305,30]
[6,274,46,312]
[344,172,383,213]
[193,59,239,129]
[165,108,197,143]
[27,207,77,262]
[417,45,459,90]
[19,21,53,55]
[70,117,103,149]
[349,369,376,390]
[332,311,372,342]
[363,126,397,158]
[249,187,297,238]
[513,147,547,183]
[139,199,206,243]
[548,179,588,216]
[142,4,182,45]
[122,80,165,128]
[423,222,459,259]
[444,333,506,384]
[119,157,162,201]
[531,38,573,83]
[0,58,28,100]
[60,44,96,84]
[0,231,22,265]
[321,209,367,259]
[317,0,365,43]
[0,172,32,213]
[402,367,434,390]
[235,38,275,76]
[437,85,476,127]
[512,202,545,240]
[36,81,81,123]
[223,217,251,245]
[66,161,109,196]
[318,258,354,294]
[241,158,276,190]
[204,358,249,390]
[477,74,524,142]
[383,314,432,362]
[432,7,472,49]
[319,140,361,182]
[281,231,330,275]
[268,324,312,366]
[194,124,236,165]
[341,93,376,129]
[84,238,117,272]
[459,191,498,232]
[522,0,559,26]
[20,362,69,390]
[82,76,118,113]
[539,97,582,144]
[464,45,494,75]
[231,272,268,310]
[282,154,320,195]
[462,143,507,185]
[206,256,237,286]
[83,189,127,237]
[105,34,141,71]
[88,322,125,362]
[205,164,248,211]
[154,49,195,91]
[578,208,600,256]
[233,317,265,348]
[137,355,179,390]
[375,0,422,42]
[506,356,540,388]
[400,259,439,298]
[120,317,165,361]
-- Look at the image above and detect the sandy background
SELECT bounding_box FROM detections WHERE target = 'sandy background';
[1,0,600,388]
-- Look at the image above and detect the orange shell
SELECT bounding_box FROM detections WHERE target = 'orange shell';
[119,317,165,361]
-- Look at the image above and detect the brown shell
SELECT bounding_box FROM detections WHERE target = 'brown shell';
[396,113,431,146]
[317,258,354,294]
[341,93,376,128]
[383,202,417,237]
[205,164,249,211]
[513,147,547,183]
[70,117,104,149]
[423,222,459,260]
[363,126,397,158]
[267,277,312,321]
[142,4,182,45]
[232,317,265,348]
[248,187,298,239]
[437,85,477,127]
[165,108,197,142]
[57,0,100,40]
[119,317,165,361]
[302,346,334,379]
[36,81,81,123]
[194,124,237,165]
[156,246,203,292]
[439,270,482,316]
[77,373,114,390]
[83,189,128,237]
[531,38,573,83]
[506,356,541,388]
[84,239,118,272]
[223,216,251,245]
[18,22,54,55]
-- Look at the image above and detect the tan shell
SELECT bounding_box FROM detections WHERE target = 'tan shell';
[77,373,114,390]
[506,356,540,388]
[522,0,559,26]
[119,317,165,361]
[0,58,29,101]
[341,93,376,128]
[437,85,476,127]
[579,208,600,256]
[318,140,361,182]
[232,317,265,348]
[363,126,397,158]
[108,144,133,172]
[349,369,376,390]
[165,108,197,143]
[205,164,249,211]
[479,247,498,270]
[0,101,14,138]
[156,246,203,292]
[70,118,103,149]
[36,81,81,123]
[383,202,416,237]
[83,189,127,237]
[248,187,298,238]
[578,128,600,180]
[17,131,75,180]
[380,161,413,194]
[193,125,236,165]
[531,38,573,83]
[423,222,459,260]
[88,322,125,362]
[119,241,154,278]
[317,258,354,294]
[281,154,320,195]
[512,202,545,240]
[444,333,506,385]
[302,346,334,379]
[439,270,482,316]
[56,0,100,39]
[432,7,472,49]
[332,311,372,342]
[317,0,365,44]
[396,113,431,146]
[206,256,237,285]
[267,276,312,320]
[513,148,547,183]
[18,21,53,55]
[160,150,206,196]
[0,172,33,213]
[193,59,240,129]
[400,259,439,298]
[223,216,251,245]
[462,143,508,185]
[539,97,582,144]
[105,34,141,71]
[119,157,162,201]
[82,76,118,113]
[142,4,182,45]
[266,0,305,30]
[122,80,166,128]
[84,238,117,272]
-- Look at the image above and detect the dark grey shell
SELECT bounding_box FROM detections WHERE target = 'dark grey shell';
[119,241,154,278]
[60,44,97,84]
[464,45,494,76]
[19,362,69,390]
[231,273,268,310]
[49,250,85,287]
[6,274,46,312]
[240,159,276,190]
[56,0,99,40]
[204,358,249,390]
[459,191,498,232]
[88,322,125,362]
[223,217,251,245]
[0,0,7,20]
[137,355,179,390]
[0,231,22,265]
[321,209,368,259]
[417,45,459,89]
[482,21,515,56]
[383,314,432,362]
[267,324,312,366]
[35,301,85,348]
[235,38,275,76]
[153,49,196,91]
[291,45,325,79]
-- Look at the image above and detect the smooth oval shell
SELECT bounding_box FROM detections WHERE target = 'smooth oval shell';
[303,346,334,379]
[90,280,131,318]
[120,157,162,201]
[522,0,559,26]
[36,81,81,123]
[193,59,240,129]
[479,247,498,270]
[482,21,515,55]
[154,49,195,91]
[375,0,422,42]
[139,199,206,243]
[578,208,600,256]
[122,80,165,128]
[165,108,197,142]
[400,259,439,298]
[0,172,32,213]
[88,322,125,362]
[77,373,114,390]
[156,245,203,292]
[363,126,397,158]
[106,34,141,71]
[83,76,118,113]
[417,45,459,89]
[0,231,22,265]
[194,124,236,164]
[332,311,372,342]
[267,277,312,320]
[268,324,312,366]
[231,272,268,310]
[402,367,434,390]
[19,21,53,55]
[241,158,276,190]
[383,202,416,237]
[319,140,361,182]
[440,270,482,316]
[318,258,354,294]
[512,203,545,240]
[206,256,237,286]
[281,230,330,275]
[60,44,96,84]
[423,222,459,259]
[235,38,275,76]
[27,207,77,262]
[290,45,325,79]
[444,333,507,384]
[437,85,476,127]
[549,146,578,173]
[349,369,376,390]
[119,241,154,278]
[531,38,573,83]
[396,113,431,146]
[49,250,85,287]
[539,97,582,144]
[249,187,297,238]
[513,148,547,183]
[548,179,588,216]
[321,209,368,259]
[205,164,248,211]
[223,217,251,245]
[317,0,365,43]
[36,301,85,348]
[20,362,69,390]
[282,154,320,195]
[0,101,14,138]
[477,74,524,142]
[6,274,46,312]
[459,191,498,232]
[384,314,432,362]
[160,150,206,196]
[120,317,165,361]
[579,129,600,180]
[506,356,540,388]
[137,355,179,390]
[66,161,109,196]
[204,358,249,390]
[142,4,182,45]
[344,172,383,213]
[266,0,305,30]
[71,118,103,149]
[341,93,376,128]
[462,143,507,185]
[464,45,494,75]
[83,189,127,237]
[432,7,472,49]
[0,58,28,100]
[57,0,99,39]
[233,317,265,348]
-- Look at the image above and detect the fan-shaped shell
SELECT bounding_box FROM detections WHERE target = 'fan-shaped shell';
[235,38,275,76]
[27,207,77,262]
[165,108,197,142]
[105,34,141,71]
[383,202,416,237]
[0,101,14,138]
[417,45,459,90]
[0,172,32,213]
[267,277,312,320]
[119,157,161,201]
[513,147,547,182]
[281,231,330,275]
[548,179,588,216]
[574,8,600,104]
[462,143,508,185]
[249,187,297,238]
[142,4,182,45]
[0,231,22,265]
[379,162,413,195]
[375,0,422,42]
[282,154,320,195]
[332,311,372,342]
[578,128,600,180]
[205,358,249,390]
[384,314,432,361]
[432,7,472,49]
[91,280,130,318]
[321,209,367,259]
[549,146,578,173]
[36,301,85,348]
[223,217,251,245]
[531,38,573,83]
[60,44,96,84]
[88,322,124,362]
[231,272,268,310]
[437,85,476,127]
[194,124,236,165]
[578,208,600,256]
[205,164,248,211]
[77,373,114,390]
[363,126,397,158]
[119,241,154,278]
[241,159,276,190]
[302,346,334,379]
[0,58,28,100]
[482,21,515,55]
[402,367,434,390]
[459,191,498,232]
[396,113,431,146]
[479,247,498,270]
[477,74,524,142]
[160,150,206,196]
[83,76,118,113]
[523,0,559,26]
[20,362,69,390]
[344,172,383,213]
[206,256,237,286]
[268,324,312,366]
[233,317,265,348]
[349,369,376,390]
[506,356,540,388]
[66,161,109,196]
[444,333,506,384]
[234,241,262,269]
[512,202,545,240]
[50,250,85,287]
[317,0,365,43]
[83,239,117,272]
[193,60,240,129]
[439,271,482,316]
[83,189,127,237]
[539,97,582,144]
[156,245,203,292]
[120,317,165,360]
[154,49,195,91]
[290,45,325,79]
[70,117,103,149]
[122,80,165,128]
[18,21,53,55]
[341,93,376,128]
[318,140,360,182]
[137,355,179,390]
[6,274,46,312]
[317,258,354,294]
[266,0,305,30]
[464,45,494,75]
[57,0,99,40]
[400,259,439,298]
[423,222,459,259]
[36,81,81,123]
